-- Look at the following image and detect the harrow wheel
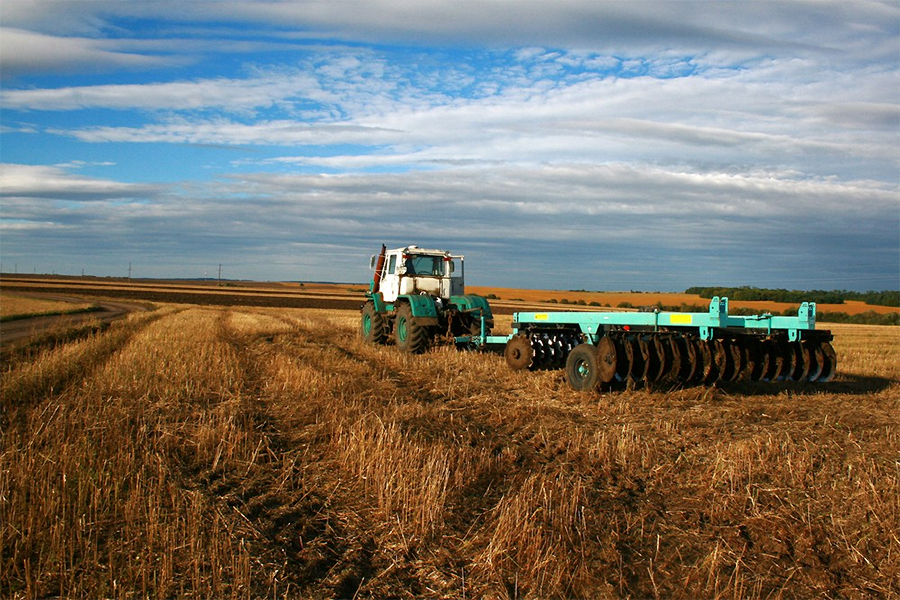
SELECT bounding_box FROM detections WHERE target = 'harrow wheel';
[566,344,602,391]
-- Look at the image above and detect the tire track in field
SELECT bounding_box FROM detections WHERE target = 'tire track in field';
[196,308,602,597]
[167,308,375,597]
[190,309,478,596]
[1,309,167,428]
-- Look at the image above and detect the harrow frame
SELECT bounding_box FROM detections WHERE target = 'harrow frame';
[458,296,836,388]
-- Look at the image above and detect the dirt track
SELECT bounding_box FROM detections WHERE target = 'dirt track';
[0,295,153,346]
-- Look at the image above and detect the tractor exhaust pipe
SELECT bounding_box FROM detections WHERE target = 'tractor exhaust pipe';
[371,244,387,293]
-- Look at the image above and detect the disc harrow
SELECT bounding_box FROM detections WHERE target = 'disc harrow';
[588,332,836,387]
[468,297,837,392]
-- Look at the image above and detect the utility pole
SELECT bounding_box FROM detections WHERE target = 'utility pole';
[128,262,132,282]
[218,263,222,285]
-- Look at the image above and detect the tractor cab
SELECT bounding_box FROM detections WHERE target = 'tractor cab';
[371,245,464,303]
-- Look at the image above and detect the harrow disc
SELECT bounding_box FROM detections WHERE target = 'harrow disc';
[625,338,646,381]
[776,340,794,381]
[817,342,837,382]
[672,336,696,381]
[641,337,665,382]
[713,340,731,381]
[787,341,810,381]
[694,339,717,382]
[804,340,824,382]
[745,339,768,382]
[761,339,783,382]
[505,334,535,371]
[653,336,673,382]
[596,336,619,383]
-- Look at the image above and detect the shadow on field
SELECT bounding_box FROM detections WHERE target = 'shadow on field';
[714,374,896,396]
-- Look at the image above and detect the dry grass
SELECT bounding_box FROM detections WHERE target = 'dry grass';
[2,306,897,599]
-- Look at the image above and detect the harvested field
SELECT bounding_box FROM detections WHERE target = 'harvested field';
[0,294,97,321]
[1,301,897,599]
[4,275,897,317]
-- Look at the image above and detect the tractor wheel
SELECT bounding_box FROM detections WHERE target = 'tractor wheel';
[394,303,430,353]
[565,343,602,391]
[361,301,387,344]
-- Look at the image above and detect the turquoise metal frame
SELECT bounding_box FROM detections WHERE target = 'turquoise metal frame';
[459,297,819,348]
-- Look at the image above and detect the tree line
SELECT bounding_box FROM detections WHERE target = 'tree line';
[685,286,899,308]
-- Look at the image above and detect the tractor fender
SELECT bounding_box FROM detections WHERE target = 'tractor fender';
[450,295,494,320]
[368,292,388,313]
[398,295,440,325]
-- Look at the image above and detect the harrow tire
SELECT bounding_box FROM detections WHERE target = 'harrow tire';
[394,303,430,354]
[566,343,602,391]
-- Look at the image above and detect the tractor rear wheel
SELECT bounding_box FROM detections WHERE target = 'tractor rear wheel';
[394,303,430,353]
[361,301,387,344]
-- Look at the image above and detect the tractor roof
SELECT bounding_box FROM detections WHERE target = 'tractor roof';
[391,245,452,256]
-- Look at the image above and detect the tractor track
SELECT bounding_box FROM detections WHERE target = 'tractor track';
[162,307,384,597]
[179,307,500,596]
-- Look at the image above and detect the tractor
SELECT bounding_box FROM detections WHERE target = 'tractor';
[360,245,493,353]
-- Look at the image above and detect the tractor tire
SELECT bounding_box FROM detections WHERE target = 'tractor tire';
[394,303,430,354]
[565,343,602,391]
[361,301,387,344]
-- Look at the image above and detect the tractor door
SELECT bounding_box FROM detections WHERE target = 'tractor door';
[380,251,402,302]
[449,257,464,296]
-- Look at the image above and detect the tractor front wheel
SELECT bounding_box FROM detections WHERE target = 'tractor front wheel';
[394,303,430,353]
[361,301,387,344]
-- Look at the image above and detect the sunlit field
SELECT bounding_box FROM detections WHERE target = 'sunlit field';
[2,307,897,598]
[0,294,97,321]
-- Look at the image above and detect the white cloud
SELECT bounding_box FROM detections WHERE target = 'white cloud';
[0,163,160,200]
[0,28,175,77]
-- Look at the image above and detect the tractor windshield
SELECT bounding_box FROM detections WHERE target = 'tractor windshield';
[405,255,445,276]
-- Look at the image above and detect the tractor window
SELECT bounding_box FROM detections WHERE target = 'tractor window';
[387,254,397,274]
[407,255,444,276]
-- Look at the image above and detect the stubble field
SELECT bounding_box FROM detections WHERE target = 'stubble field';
[1,304,898,599]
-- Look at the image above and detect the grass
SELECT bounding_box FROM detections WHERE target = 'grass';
[1,309,897,598]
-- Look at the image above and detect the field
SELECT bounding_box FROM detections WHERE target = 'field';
[3,274,899,317]
[0,294,98,321]
[1,298,898,599]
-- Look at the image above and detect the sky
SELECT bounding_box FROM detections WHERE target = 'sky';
[1,1,898,292]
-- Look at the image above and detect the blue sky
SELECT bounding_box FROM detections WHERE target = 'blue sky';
[1,1,898,291]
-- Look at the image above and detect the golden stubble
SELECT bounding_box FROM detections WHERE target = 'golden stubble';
[2,307,897,599]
